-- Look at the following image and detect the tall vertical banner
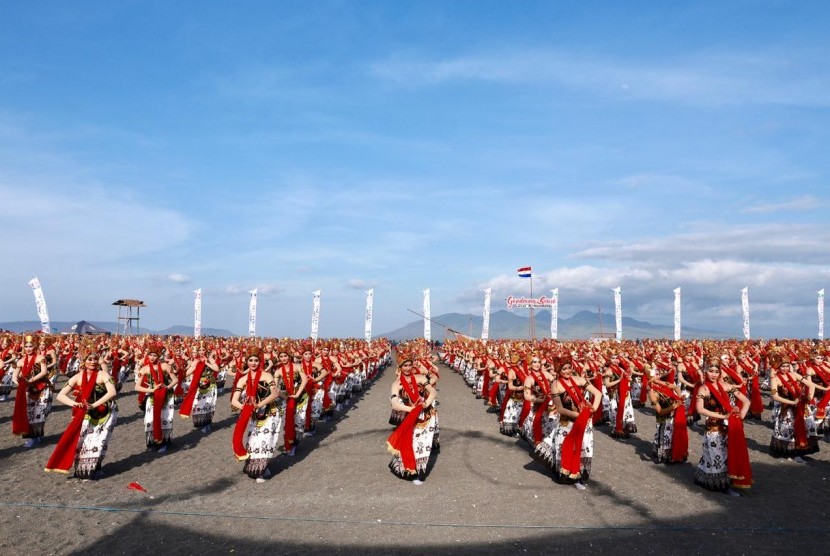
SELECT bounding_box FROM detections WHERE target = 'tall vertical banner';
[28,276,51,334]
[673,287,682,341]
[550,288,559,340]
[311,290,321,341]
[248,289,258,338]
[741,287,750,340]
[423,288,431,342]
[819,289,825,340]
[194,289,202,339]
[481,288,492,341]
[613,286,622,342]
[364,289,374,342]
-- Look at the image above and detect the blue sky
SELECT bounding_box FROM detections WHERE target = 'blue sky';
[1,1,829,338]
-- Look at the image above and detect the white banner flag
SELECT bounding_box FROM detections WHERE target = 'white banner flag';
[248,289,258,338]
[311,290,321,340]
[551,288,559,340]
[613,287,622,342]
[673,287,681,341]
[819,289,825,340]
[741,287,750,340]
[481,288,492,341]
[28,276,51,334]
[364,289,374,342]
[423,288,431,342]
[194,289,202,339]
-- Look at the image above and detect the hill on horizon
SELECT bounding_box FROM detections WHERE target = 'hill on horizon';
[380,309,730,341]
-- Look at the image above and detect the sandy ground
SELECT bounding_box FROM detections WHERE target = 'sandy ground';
[1,359,829,555]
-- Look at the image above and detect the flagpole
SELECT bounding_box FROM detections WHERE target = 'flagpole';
[529,274,535,341]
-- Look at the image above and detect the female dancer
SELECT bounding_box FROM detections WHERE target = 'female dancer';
[769,358,818,461]
[231,350,280,483]
[551,359,601,490]
[499,362,526,437]
[648,371,688,464]
[46,347,118,479]
[179,347,220,434]
[12,336,52,447]
[694,361,752,495]
[134,347,178,453]
[387,359,437,485]
[275,349,307,456]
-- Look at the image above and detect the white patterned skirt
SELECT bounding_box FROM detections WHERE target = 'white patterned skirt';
[242,406,283,479]
[144,394,175,447]
[25,385,53,438]
[695,427,730,491]
[389,411,437,481]
[552,418,593,483]
[190,381,218,427]
[75,405,118,479]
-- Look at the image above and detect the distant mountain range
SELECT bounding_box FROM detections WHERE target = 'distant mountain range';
[380,309,729,341]
[0,320,236,337]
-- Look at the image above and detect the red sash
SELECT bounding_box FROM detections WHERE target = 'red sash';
[651,382,688,462]
[558,377,591,478]
[302,360,316,430]
[386,403,424,474]
[232,366,263,460]
[530,370,552,445]
[812,364,830,420]
[45,370,99,473]
[778,372,809,449]
[282,363,297,451]
[148,362,167,443]
[481,360,491,396]
[320,357,334,410]
[178,360,206,418]
[516,365,531,426]
[612,366,630,434]
[12,355,38,436]
[739,360,764,416]
[588,362,604,425]
[707,380,753,488]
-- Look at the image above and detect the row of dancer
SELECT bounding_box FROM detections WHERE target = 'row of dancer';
[441,337,830,495]
[0,333,389,482]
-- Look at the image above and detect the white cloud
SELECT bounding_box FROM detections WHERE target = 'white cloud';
[223,283,283,296]
[370,48,830,106]
[346,279,379,290]
[167,273,191,284]
[574,223,830,265]
[742,195,825,214]
[0,184,194,263]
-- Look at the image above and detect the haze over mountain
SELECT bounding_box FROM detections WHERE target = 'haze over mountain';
[380,310,728,341]
[0,321,236,337]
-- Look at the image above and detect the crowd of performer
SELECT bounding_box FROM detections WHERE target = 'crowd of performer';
[0,333,390,483]
[439,337,830,495]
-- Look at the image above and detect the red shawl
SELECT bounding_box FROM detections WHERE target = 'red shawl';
[302,360,316,430]
[739,359,764,416]
[386,403,424,474]
[530,370,552,445]
[45,370,99,473]
[811,364,830,420]
[778,372,809,450]
[178,360,206,418]
[232,365,263,460]
[650,382,688,462]
[558,377,591,479]
[707,380,753,489]
[611,365,630,435]
[281,363,297,451]
[148,362,167,443]
[12,355,38,436]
